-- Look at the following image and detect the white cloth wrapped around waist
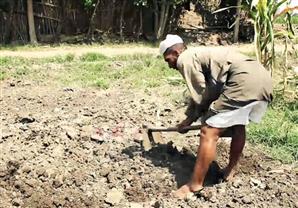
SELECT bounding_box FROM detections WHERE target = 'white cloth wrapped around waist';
[205,101,268,128]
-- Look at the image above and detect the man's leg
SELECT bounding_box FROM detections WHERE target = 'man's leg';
[174,125,225,198]
[223,125,246,181]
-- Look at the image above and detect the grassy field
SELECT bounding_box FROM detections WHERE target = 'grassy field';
[0,51,297,163]
[0,53,178,88]
[275,14,298,24]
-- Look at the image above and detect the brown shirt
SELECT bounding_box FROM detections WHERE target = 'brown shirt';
[176,47,273,120]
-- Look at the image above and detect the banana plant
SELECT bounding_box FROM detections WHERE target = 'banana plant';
[215,0,296,74]
[250,0,296,74]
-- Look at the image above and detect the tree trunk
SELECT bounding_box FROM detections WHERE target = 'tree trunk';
[27,0,37,44]
[55,0,67,42]
[158,2,170,39]
[119,0,127,41]
[233,0,242,43]
[87,0,101,43]
[153,0,159,39]
[110,0,116,32]
[137,8,143,40]
[4,1,15,44]
[157,0,170,40]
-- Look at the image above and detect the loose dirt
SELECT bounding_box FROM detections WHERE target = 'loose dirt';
[1,78,297,208]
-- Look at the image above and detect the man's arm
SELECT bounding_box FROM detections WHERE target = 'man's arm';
[177,99,198,133]
[177,55,208,133]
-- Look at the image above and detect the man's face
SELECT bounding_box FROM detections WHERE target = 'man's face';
[163,50,178,69]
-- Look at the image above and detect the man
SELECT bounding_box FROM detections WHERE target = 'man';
[159,34,273,199]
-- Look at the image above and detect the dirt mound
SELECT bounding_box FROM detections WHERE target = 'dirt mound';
[0,80,297,207]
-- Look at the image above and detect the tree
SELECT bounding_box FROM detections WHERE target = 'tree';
[85,0,101,43]
[233,0,242,43]
[133,0,187,40]
[120,0,128,41]
[0,0,15,44]
[27,0,37,44]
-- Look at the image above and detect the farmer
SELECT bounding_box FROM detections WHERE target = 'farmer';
[159,34,273,199]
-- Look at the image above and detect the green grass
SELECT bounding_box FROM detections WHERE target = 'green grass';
[275,14,298,24]
[247,88,298,163]
[0,70,6,80]
[0,56,32,79]
[0,52,178,89]
[80,52,107,62]
[95,78,110,89]
[48,53,75,63]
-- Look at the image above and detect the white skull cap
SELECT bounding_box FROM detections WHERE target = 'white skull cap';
[159,34,183,55]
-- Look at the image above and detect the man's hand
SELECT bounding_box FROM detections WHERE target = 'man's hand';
[177,117,195,134]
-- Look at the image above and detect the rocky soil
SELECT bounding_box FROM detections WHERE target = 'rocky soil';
[0,79,297,208]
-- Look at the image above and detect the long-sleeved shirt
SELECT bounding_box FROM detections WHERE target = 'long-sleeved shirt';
[176,47,273,120]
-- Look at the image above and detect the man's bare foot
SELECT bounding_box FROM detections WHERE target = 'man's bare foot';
[173,183,203,199]
[222,167,236,181]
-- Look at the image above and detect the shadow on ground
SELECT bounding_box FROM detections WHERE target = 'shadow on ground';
[122,142,223,188]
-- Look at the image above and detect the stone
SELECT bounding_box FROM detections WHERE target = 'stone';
[63,87,74,92]
[153,200,165,208]
[250,177,266,189]
[53,175,64,188]
[91,134,104,143]
[209,195,218,203]
[82,110,93,117]
[25,179,36,188]
[232,178,242,188]
[123,182,131,189]
[217,187,226,194]
[36,168,46,177]
[74,177,84,187]
[0,129,13,139]
[98,164,111,177]
[242,196,252,204]
[259,182,267,190]
[105,188,124,205]
[47,169,57,179]
[12,198,22,206]
[19,116,35,124]
[107,173,117,184]
[81,125,93,137]
[0,167,7,177]
[293,66,298,75]
[185,193,197,202]
[14,181,23,190]
[65,127,79,140]
[52,145,64,158]
[7,160,20,174]
[19,125,29,131]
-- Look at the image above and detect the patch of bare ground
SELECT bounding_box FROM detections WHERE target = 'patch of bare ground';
[1,79,297,207]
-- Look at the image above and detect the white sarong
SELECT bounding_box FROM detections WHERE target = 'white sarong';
[206,101,268,128]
